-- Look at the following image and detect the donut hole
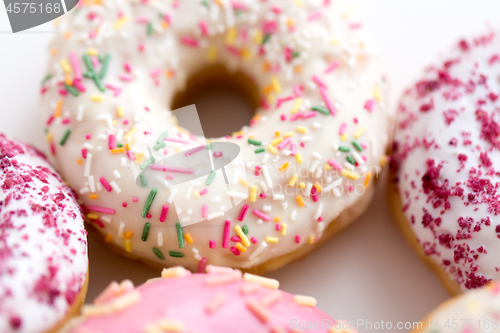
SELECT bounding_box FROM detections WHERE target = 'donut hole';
[171,65,260,138]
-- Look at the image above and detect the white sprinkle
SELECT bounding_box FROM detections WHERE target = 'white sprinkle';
[211,196,222,203]
[305,182,313,197]
[248,241,268,261]
[231,169,239,185]
[352,151,364,165]
[79,187,90,194]
[343,162,355,171]
[116,129,124,141]
[312,152,322,160]
[96,146,102,152]
[96,114,113,128]
[176,207,182,215]
[260,181,268,193]
[323,178,342,193]
[96,182,103,191]
[88,176,96,193]
[273,194,284,201]
[309,160,320,173]
[77,105,84,121]
[370,137,377,160]
[167,187,178,203]
[282,202,288,210]
[219,205,225,211]
[118,222,125,238]
[332,142,339,150]
[256,219,263,225]
[113,170,121,179]
[155,175,169,188]
[316,222,324,234]
[120,158,127,167]
[290,209,297,221]
[301,136,311,142]
[194,254,202,261]
[314,167,322,178]
[157,232,163,246]
[227,191,248,200]
[84,153,93,177]
[312,122,321,129]
[263,205,272,212]
[190,180,201,186]
[334,188,342,197]
[313,203,323,220]
[207,211,224,220]
[182,217,191,223]
[101,216,111,223]
[262,153,270,164]
[185,186,194,200]
[83,143,94,150]
[191,248,199,254]
[261,165,273,189]
[110,181,121,194]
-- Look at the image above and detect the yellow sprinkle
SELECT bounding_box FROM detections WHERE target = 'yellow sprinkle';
[135,156,144,165]
[284,132,294,138]
[267,145,277,155]
[281,223,287,236]
[340,134,348,141]
[292,98,302,114]
[341,169,359,180]
[111,148,125,154]
[364,172,372,188]
[295,153,302,164]
[325,164,330,170]
[77,159,83,165]
[65,74,73,86]
[271,76,281,93]
[184,233,194,244]
[280,162,289,171]
[240,48,252,60]
[253,30,263,44]
[104,234,113,243]
[124,239,132,253]
[353,126,366,138]
[158,319,185,332]
[274,217,281,223]
[235,242,247,253]
[239,179,249,188]
[274,131,280,137]
[266,237,279,243]
[117,106,124,118]
[234,225,250,247]
[330,38,340,45]
[88,194,99,199]
[294,295,317,307]
[161,267,189,279]
[124,231,133,240]
[54,100,63,117]
[314,182,322,192]
[296,195,305,207]
[373,85,382,101]
[193,190,200,198]
[289,174,298,186]
[308,234,315,244]
[87,213,99,220]
[271,137,283,146]
[125,127,137,138]
[293,0,303,7]
[225,27,237,45]
[114,16,130,29]
[249,186,257,202]
[60,59,71,73]
[51,48,58,56]
[207,45,217,62]
[296,126,307,134]
[380,155,388,167]
[87,48,98,56]
[91,94,104,102]
[243,273,279,289]
[46,132,53,142]
[298,182,305,189]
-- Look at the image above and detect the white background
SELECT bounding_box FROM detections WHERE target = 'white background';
[1,1,500,332]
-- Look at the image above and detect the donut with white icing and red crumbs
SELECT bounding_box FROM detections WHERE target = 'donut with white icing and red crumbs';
[59,266,356,333]
[41,0,392,273]
[390,31,500,295]
[0,134,88,333]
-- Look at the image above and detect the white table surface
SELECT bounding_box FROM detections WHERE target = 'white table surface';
[1,1,499,332]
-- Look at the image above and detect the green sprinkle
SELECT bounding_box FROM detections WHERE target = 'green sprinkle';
[147,22,153,36]
[346,156,356,165]
[338,146,351,153]
[98,54,104,62]
[83,55,95,72]
[141,189,157,218]
[60,129,71,146]
[292,51,300,58]
[248,138,262,146]
[176,222,184,248]
[64,83,79,97]
[169,251,184,258]
[262,33,271,44]
[242,225,248,235]
[205,143,213,150]
[201,0,209,8]
[117,143,123,148]
[140,174,148,187]
[158,12,165,19]
[312,106,330,115]
[254,147,265,154]
[153,247,165,259]
[99,54,111,79]
[44,128,48,134]
[83,72,105,92]
[140,156,156,170]
[156,131,169,144]
[352,141,363,152]
[141,223,151,241]
[41,74,52,85]
[154,142,165,151]
[205,170,216,185]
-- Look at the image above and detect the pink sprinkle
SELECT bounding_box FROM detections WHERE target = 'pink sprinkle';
[349,22,362,29]
[230,247,240,256]
[325,60,339,74]
[86,134,91,140]
[164,14,171,24]
[61,118,70,124]
[328,159,342,171]
[300,142,305,147]
[124,62,132,73]
[280,114,286,121]
[260,193,267,198]
[209,240,215,249]
[312,194,318,202]
[277,137,291,150]
[58,90,68,96]
[139,44,145,51]
[253,210,271,222]
[226,46,241,58]
[73,80,86,92]
[238,205,249,221]
[308,11,321,21]
[348,185,354,192]
[160,205,169,222]
[132,197,138,202]
[199,21,208,36]
[361,143,367,149]
[290,143,296,156]
[164,137,190,144]
[250,237,258,244]
[271,6,281,14]
[295,235,301,244]
[69,52,82,80]
[123,120,129,125]
[199,189,208,195]
[166,174,174,180]
[87,205,115,215]
[222,220,231,249]
[46,115,54,125]
[100,177,112,192]
[136,17,149,23]
[293,85,303,97]
[120,74,133,82]
[127,151,135,161]
[202,205,208,218]
[146,213,152,219]
[150,69,161,77]
[181,36,199,47]
[150,165,194,174]
[353,117,358,124]
[213,151,223,158]
[339,122,347,135]
[275,224,281,231]
[50,143,55,155]
[231,236,241,242]
[276,95,293,108]
[320,87,337,116]
[91,56,99,68]
[82,149,87,159]
[364,99,376,112]
[290,113,301,121]
[301,111,317,119]
[108,134,115,149]
[122,202,127,207]
[318,217,323,222]
[185,145,204,156]
[231,0,245,10]
[93,219,105,228]
[198,258,207,273]
[262,21,278,34]
[312,75,327,89]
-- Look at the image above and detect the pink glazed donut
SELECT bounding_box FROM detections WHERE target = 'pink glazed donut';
[58,266,356,333]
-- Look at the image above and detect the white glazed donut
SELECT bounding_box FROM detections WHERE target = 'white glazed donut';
[0,134,88,333]
[390,30,500,294]
[41,0,391,272]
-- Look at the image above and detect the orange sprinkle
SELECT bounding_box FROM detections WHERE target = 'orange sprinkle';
[125,231,133,240]
[314,182,322,192]
[125,143,131,151]
[88,194,99,199]
[274,217,281,223]
[111,148,125,154]
[104,234,113,243]
[65,74,73,86]
[279,162,289,171]
[54,100,63,117]
[51,48,59,56]
[77,159,83,165]
[364,172,372,188]
[161,21,169,29]
[296,195,305,207]
[294,65,302,73]
[64,31,71,39]
[185,233,194,244]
